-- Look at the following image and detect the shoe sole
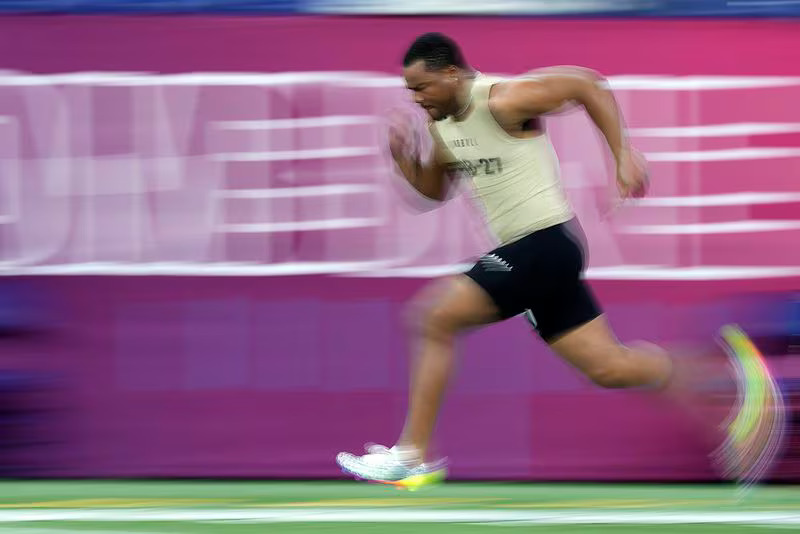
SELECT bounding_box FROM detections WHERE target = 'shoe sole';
[338,459,447,491]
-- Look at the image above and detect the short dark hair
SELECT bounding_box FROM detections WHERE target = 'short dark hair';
[402,33,467,71]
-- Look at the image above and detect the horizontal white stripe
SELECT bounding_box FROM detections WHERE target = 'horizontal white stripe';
[216,116,378,130]
[215,185,378,199]
[637,192,800,207]
[0,72,153,86]
[0,508,798,525]
[211,147,378,162]
[349,264,474,278]
[0,72,376,86]
[0,73,797,91]
[630,122,800,138]
[1,263,799,280]
[623,220,800,234]
[588,265,800,280]
[0,261,399,277]
[645,147,800,162]
[0,216,12,224]
[608,75,800,90]
[219,217,383,233]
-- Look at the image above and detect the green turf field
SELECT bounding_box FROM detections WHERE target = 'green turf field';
[0,480,796,532]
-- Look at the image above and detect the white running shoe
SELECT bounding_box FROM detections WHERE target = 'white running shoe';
[336,443,447,490]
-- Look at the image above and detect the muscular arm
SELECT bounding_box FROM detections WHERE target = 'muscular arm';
[493,66,629,164]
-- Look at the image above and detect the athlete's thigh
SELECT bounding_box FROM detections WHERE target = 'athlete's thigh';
[409,274,503,331]
[521,221,602,342]
[547,314,622,376]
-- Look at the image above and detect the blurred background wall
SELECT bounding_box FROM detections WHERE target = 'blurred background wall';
[0,0,798,481]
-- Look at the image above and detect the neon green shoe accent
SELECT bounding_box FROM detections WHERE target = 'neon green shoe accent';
[382,468,447,491]
[720,325,768,444]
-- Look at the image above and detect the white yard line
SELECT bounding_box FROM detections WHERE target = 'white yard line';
[0,508,797,525]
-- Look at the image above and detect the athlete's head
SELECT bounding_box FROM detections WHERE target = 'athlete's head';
[402,33,469,121]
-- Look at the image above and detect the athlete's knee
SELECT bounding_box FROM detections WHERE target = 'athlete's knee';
[418,302,462,340]
[582,346,638,389]
[404,282,450,335]
[585,361,632,389]
[403,296,454,341]
[583,344,671,389]
[406,277,493,340]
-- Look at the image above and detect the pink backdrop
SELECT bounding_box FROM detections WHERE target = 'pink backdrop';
[0,16,797,480]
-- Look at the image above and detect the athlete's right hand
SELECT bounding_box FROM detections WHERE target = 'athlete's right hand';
[388,109,420,165]
[386,109,452,203]
[616,147,649,199]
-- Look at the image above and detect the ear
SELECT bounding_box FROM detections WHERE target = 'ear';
[446,65,459,82]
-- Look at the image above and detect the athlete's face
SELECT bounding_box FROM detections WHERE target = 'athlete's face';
[403,61,458,121]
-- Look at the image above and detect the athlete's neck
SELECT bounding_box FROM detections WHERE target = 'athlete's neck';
[452,75,476,122]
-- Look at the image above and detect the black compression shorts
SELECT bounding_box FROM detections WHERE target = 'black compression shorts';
[464,219,602,342]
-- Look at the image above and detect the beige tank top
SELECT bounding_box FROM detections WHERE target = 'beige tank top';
[433,74,574,245]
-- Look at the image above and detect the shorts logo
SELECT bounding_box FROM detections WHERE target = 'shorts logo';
[524,309,538,329]
[479,253,512,272]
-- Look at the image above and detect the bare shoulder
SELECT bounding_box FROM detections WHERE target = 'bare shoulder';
[488,78,538,120]
[489,66,603,118]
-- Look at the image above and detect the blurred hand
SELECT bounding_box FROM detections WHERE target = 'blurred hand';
[616,147,649,199]
[388,109,420,166]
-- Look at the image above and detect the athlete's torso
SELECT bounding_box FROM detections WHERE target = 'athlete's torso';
[433,74,574,245]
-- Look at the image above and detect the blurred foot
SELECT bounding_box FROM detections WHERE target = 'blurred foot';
[336,443,447,490]
[712,325,787,487]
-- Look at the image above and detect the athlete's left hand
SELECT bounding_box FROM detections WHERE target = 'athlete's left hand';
[616,147,649,199]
